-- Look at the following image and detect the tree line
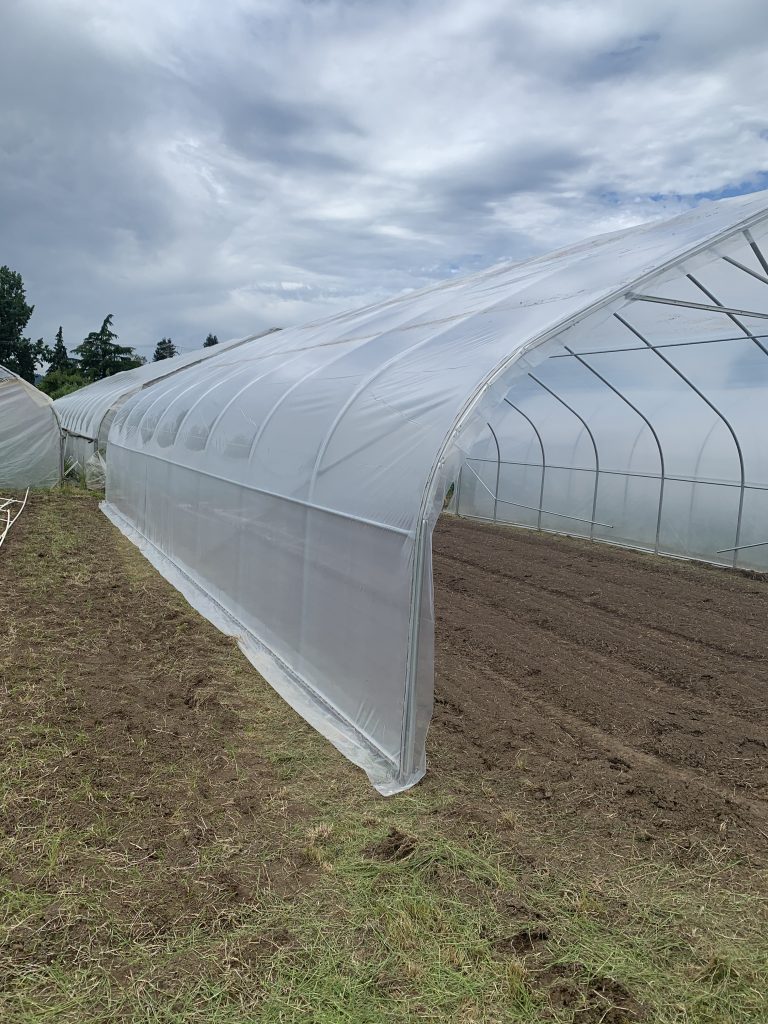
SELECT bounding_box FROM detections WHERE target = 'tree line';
[0,265,220,400]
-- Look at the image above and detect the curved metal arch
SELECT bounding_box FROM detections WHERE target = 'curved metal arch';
[60,330,273,443]
[109,337,283,458]
[562,345,667,553]
[527,373,601,540]
[114,360,243,450]
[503,397,546,530]
[688,418,721,543]
[155,362,262,450]
[197,348,309,454]
[305,313,503,500]
[614,311,746,566]
[486,422,501,522]
[248,299,486,474]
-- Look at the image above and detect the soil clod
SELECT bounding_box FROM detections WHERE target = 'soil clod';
[365,828,418,862]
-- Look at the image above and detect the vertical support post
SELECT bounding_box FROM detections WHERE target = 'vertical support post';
[57,424,65,482]
[455,465,463,517]
[528,374,601,541]
[400,516,429,786]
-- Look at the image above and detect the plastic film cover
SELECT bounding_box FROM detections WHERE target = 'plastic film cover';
[102,192,768,791]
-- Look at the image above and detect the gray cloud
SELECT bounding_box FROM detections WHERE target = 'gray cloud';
[2,0,768,361]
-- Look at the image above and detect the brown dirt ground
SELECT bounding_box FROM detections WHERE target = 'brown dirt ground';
[431,516,768,860]
[0,492,319,942]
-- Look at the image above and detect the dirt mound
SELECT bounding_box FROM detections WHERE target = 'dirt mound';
[364,827,418,862]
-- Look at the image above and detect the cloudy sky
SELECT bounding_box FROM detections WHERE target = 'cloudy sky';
[3,0,768,361]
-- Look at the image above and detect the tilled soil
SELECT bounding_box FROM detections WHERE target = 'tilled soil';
[432,516,768,856]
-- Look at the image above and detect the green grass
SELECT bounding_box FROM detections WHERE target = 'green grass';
[1,491,767,1022]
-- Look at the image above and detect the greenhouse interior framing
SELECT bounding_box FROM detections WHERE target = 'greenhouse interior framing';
[456,227,768,571]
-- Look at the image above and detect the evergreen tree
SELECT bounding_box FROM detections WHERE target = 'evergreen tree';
[152,337,178,361]
[47,326,73,373]
[74,315,145,380]
[0,265,49,382]
[203,333,219,348]
[37,367,88,400]
[10,338,50,383]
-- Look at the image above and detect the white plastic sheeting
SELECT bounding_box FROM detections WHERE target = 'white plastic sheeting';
[103,190,768,794]
[0,366,62,489]
[85,450,107,490]
[53,330,278,476]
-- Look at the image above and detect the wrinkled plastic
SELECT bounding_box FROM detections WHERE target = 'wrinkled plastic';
[53,329,279,465]
[0,367,61,488]
[85,450,107,490]
[103,191,768,793]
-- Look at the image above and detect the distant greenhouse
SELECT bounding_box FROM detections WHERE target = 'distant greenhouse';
[0,366,61,489]
[99,190,768,794]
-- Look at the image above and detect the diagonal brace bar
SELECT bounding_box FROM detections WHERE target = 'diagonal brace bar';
[716,539,768,554]
[626,292,768,320]
[462,461,613,528]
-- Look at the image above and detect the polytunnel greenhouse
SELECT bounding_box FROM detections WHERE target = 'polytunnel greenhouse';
[101,189,768,794]
[53,328,278,482]
[0,365,61,489]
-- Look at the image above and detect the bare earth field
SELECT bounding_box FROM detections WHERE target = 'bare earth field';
[1,491,767,1023]
[433,517,768,857]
